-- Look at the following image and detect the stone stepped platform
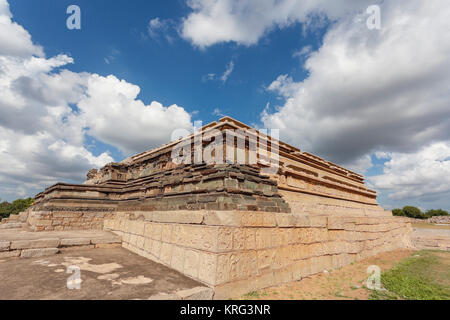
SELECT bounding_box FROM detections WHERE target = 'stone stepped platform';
[0,229,122,259]
[0,210,31,230]
[0,222,27,230]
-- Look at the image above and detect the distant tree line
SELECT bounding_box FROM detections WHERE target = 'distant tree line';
[0,198,34,219]
[392,206,449,220]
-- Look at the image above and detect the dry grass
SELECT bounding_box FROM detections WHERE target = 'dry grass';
[240,249,414,300]
[412,223,450,230]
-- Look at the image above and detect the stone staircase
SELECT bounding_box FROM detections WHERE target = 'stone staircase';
[0,209,30,230]
[0,229,122,259]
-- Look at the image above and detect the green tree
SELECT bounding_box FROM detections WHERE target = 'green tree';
[425,209,449,218]
[0,201,12,219]
[392,208,405,217]
[0,198,33,219]
[402,206,425,219]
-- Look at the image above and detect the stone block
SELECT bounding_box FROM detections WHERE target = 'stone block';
[21,248,59,258]
[262,212,277,227]
[217,227,233,252]
[203,211,241,226]
[90,237,121,245]
[10,238,60,250]
[129,234,138,246]
[244,228,256,250]
[241,212,264,227]
[160,242,173,265]
[143,238,153,252]
[257,249,276,272]
[151,240,162,258]
[60,245,95,251]
[183,249,200,278]
[198,251,217,285]
[276,213,296,227]
[152,211,204,224]
[161,224,173,243]
[0,250,21,258]
[144,223,152,238]
[255,228,272,249]
[216,253,230,284]
[151,224,162,241]
[273,266,293,284]
[328,217,346,230]
[0,241,10,252]
[232,228,245,250]
[171,246,186,272]
[136,236,145,249]
[60,238,91,246]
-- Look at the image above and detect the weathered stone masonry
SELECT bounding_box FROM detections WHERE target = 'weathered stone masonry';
[20,116,412,298]
[104,211,411,299]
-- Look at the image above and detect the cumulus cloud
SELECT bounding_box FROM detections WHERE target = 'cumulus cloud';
[78,74,193,154]
[0,0,43,57]
[181,0,375,47]
[370,142,450,200]
[262,0,450,168]
[0,0,193,200]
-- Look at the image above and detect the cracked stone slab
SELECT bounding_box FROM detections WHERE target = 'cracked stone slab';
[21,248,60,258]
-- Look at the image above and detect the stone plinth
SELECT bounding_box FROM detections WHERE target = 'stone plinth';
[103,210,412,299]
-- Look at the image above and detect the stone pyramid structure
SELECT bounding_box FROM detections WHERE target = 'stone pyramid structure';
[21,116,412,298]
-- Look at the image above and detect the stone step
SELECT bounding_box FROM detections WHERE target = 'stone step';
[0,222,25,230]
[2,215,20,223]
[0,233,122,259]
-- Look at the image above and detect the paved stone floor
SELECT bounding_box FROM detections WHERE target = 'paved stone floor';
[0,247,205,300]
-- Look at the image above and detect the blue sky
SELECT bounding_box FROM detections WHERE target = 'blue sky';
[10,0,319,123]
[1,0,450,211]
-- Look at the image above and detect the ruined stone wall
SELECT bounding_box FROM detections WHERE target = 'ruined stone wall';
[28,164,292,232]
[27,208,115,231]
[279,189,389,217]
[104,210,412,299]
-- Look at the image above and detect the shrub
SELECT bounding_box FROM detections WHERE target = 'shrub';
[0,198,34,219]
[402,206,426,219]
[392,208,405,217]
[425,209,449,218]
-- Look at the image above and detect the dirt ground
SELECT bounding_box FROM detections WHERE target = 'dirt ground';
[0,247,202,300]
[241,249,415,300]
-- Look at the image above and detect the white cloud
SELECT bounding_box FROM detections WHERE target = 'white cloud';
[202,60,235,84]
[220,61,234,83]
[292,45,313,59]
[267,74,303,99]
[262,0,450,165]
[212,108,224,117]
[147,17,174,43]
[78,74,193,154]
[259,0,450,205]
[201,73,216,82]
[181,0,375,48]
[104,48,120,64]
[370,142,450,200]
[0,0,43,57]
[342,155,373,175]
[0,0,193,200]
